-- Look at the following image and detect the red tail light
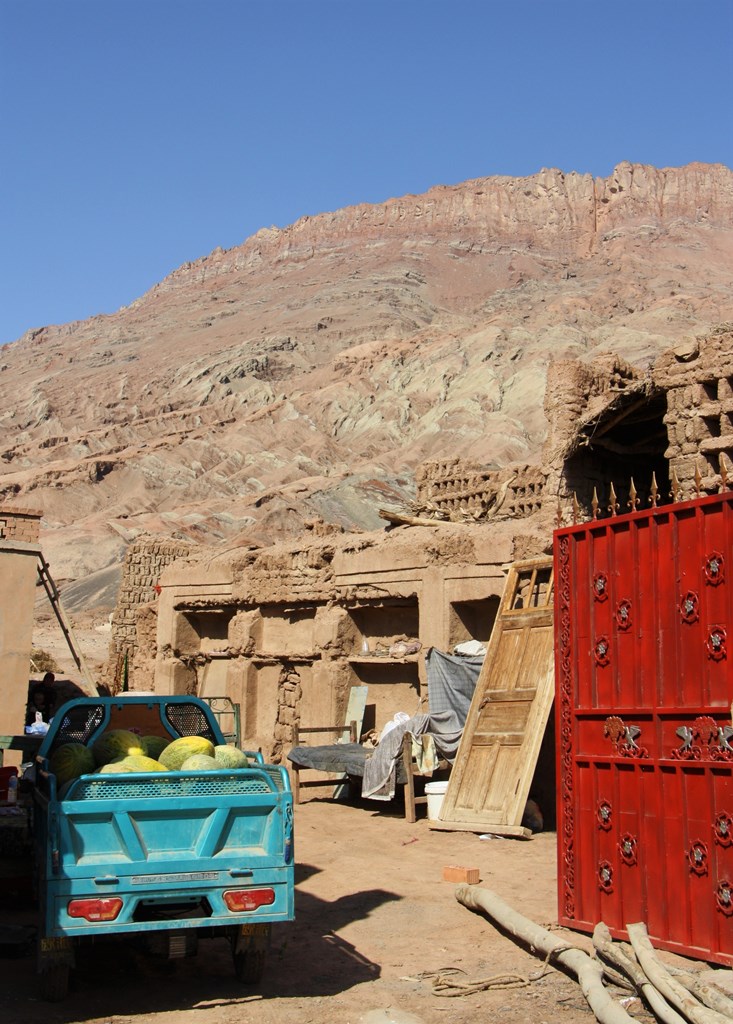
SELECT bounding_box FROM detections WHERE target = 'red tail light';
[67,897,123,922]
[223,888,275,912]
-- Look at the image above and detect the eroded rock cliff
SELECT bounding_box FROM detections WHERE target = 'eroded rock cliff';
[1,162,732,598]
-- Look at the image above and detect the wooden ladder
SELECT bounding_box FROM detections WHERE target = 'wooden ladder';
[37,554,97,695]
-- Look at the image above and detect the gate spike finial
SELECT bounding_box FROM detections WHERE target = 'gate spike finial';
[591,487,599,520]
[628,478,639,511]
[670,469,682,503]
[608,482,619,517]
[572,492,580,525]
[694,462,703,497]
[720,453,730,492]
[649,472,659,508]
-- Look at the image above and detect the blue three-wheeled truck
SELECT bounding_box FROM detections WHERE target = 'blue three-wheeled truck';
[28,695,294,1000]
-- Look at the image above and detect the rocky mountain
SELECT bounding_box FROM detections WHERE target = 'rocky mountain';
[1,161,732,604]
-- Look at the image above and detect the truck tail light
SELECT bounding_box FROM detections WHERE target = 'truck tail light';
[223,888,275,912]
[67,897,123,922]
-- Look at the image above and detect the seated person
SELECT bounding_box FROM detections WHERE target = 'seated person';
[25,681,56,726]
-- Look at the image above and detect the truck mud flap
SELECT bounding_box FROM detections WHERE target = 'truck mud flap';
[37,934,74,1002]
[231,922,270,984]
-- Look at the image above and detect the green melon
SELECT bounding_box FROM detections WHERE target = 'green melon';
[49,743,95,786]
[98,754,168,774]
[140,735,170,760]
[213,745,249,769]
[92,729,145,766]
[159,736,215,771]
[180,753,219,771]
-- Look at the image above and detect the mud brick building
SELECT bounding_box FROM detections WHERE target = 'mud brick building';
[0,506,42,754]
[108,327,733,761]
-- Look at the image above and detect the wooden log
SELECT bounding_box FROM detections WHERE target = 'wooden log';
[455,885,635,1024]
[378,509,442,527]
[592,923,687,1024]
[676,974,733,1021]
[626,922,730,1024]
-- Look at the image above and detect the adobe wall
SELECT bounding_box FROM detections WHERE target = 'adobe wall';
[126,326,733,762]
[541,327,733,506]
[414,460,547,523]
[655,326,733,491]
[153,523,519,761]
[0,506,42,756]
[106,535,196,691]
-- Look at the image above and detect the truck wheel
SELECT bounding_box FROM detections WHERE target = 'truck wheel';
[233,947,267,984]
[39,964,70,1002]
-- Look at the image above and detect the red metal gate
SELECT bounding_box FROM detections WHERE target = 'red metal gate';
[555,492,733,964]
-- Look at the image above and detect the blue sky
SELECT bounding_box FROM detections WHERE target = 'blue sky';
[1,0,731,346]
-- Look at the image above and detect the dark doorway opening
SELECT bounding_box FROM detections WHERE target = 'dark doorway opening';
[563,390,670,515]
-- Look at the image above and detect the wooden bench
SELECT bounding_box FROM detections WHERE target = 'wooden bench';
[288,726,448,823]
[288,721,358,804]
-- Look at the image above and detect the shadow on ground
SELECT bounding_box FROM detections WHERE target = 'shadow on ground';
[0,872,400,1022]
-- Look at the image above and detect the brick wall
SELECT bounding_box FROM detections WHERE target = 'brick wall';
[109,536,195,689]
[0,506,42,544]
[414,460,547,522]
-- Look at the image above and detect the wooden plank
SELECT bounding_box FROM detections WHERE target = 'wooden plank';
[333,685,369,799]
[429,820,532,838]
[343,685,368,742]
[437,558,554,833]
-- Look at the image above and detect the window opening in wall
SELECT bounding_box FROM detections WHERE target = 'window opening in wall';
[703,453,720,479]
[449,597,500,648]
[703,414,722,438]
[347,600,419,657]
[179,609,234,655]
[564,390,670,517]
[350,661,421,733]
[702,379,719,402]
[259,605,316,656]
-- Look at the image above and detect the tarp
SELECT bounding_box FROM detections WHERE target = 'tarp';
[360,650,483,801]
[361,709,464,801]
[425,647,484,722]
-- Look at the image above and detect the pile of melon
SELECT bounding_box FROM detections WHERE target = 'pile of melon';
[49,729,249,789]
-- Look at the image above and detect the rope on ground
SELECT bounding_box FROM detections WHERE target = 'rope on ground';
[528,940,578,981]
[406,967,530,997]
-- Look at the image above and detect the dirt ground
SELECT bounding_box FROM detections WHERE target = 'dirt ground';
[2,790,698,1024]
[9,612,718,1024]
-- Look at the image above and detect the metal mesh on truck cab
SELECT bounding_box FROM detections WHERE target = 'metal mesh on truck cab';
[47,699,217,757]
[47,703,105,754]
[165,703,218,742]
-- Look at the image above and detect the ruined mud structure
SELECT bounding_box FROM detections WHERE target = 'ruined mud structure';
[0,507,41,750]
[108,328,733,761]
[106,537,195,691]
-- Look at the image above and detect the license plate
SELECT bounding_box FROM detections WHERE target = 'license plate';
[131,871,219,885]
[239,923,268,936]
[40,936,72,952]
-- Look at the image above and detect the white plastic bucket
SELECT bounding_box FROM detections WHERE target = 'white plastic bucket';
[425,780,449,820]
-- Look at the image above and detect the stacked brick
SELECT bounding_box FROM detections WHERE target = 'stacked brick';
[658,328,733,493]
[233,547,335,606]
[414,460,547,521]
[271,667,303,764]
[501,467,549,518]
[0,506,42,544]
[110,536,195,678]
